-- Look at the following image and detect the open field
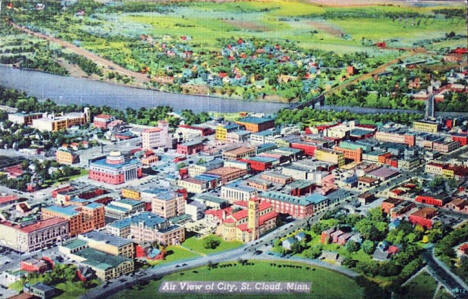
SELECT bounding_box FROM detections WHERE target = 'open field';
[111,260,366,299]
[146,246,201,266]
[181,235,243,255]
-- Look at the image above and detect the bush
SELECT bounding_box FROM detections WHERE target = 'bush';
[203,236,221,250]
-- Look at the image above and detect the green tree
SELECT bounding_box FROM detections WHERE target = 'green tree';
[362,240,375,254]
[203,236,221,250]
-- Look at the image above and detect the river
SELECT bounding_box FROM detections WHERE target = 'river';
[0,65,288,113]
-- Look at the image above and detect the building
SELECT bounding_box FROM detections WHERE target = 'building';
[206,167,247,184]
[59,239,134,281]
[141,121,171,149]
[176,139,204,155]
[106,212,185,245]
[259,192,329,218]
[176,124,213,140]
[24,282,56,299]
[415,194,448,207]
[0,217,69,252]
[235,116,275,133]
[177,177,212,193]
[216,123,241,141]
[31,110,89,132]
[433,140,460,153]
[375,131,415,147]
[226,130,251,143]
[89,152,142,185]
[409,207,437,229]
[121,188,141,200]
[241,156,277,172]
[142,189,185,218]
[333,146,362,162]
[221,183,257,202]
[315,148,345,167]
[188,159,224,177]
[78,231,135,258]
[93,114,114,129]
[412,121,439,133]
[105,199,145,220]
[8,112,43,125]
[55,147,79,165]
[185,201,205,220]
[216,198,277,243]
[42,203,105,236]
[223,146,255,160]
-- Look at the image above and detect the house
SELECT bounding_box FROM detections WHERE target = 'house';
[358,192,375,205]
[389,219,401,230]
[321,227,336,244]
[337,233,352,246]
[409,207,437,229]
[295,232,306,242]
[320,251,344,265]
[282,237,298,251]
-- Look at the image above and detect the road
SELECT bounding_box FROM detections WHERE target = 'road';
[422,247,468,299]
[82,210,333,298]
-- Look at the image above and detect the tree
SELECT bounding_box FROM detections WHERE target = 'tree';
[346,241,360,252]
[362,240,375,255]
[203,236,221,250]
[304,245,322,259]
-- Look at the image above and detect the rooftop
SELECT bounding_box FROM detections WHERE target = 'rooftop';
[77,247,130,270]
[237,116,274,124]
[80,231,132,248]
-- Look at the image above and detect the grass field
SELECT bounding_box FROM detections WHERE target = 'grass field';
[397,270,438,299]
[112,260,365,299]
[147,245,201,266]
[109,1,466,53]
[181,235,243,255]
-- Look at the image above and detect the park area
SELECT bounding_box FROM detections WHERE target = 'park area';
[112,260,367,299]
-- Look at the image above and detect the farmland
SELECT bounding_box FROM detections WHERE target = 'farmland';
[1,0,466,103]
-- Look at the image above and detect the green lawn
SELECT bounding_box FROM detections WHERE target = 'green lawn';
[396,270,438,299]
[147,245,201,266]
[112,260,366,299]
[181,235,243,255]
[434,287,452,299]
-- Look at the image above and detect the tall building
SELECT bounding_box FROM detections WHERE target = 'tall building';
[42,203,105,236]
[248,198,260,240]
[142,120,171,150]
[142,189,186,219]
[216,198,277,243]
[106,212,185,246]
[0,217,69,252]
[89,152,142,185]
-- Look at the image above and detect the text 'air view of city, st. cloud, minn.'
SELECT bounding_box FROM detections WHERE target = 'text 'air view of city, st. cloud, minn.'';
[0,0,467,299]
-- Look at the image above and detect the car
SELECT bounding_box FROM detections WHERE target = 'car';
[182,263,187,266]
[175,264,181,268]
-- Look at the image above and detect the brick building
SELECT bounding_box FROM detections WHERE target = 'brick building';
[89,152,142,185]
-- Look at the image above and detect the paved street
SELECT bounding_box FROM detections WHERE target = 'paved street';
[422,247,468,299]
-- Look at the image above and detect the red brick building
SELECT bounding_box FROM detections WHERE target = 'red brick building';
[409,207,437,229]
[89,152,142,185]
[177,140,204,155]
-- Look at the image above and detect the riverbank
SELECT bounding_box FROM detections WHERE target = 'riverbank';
[0,65,288,113]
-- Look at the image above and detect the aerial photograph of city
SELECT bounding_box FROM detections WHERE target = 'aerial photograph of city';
[0,0,467,298]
